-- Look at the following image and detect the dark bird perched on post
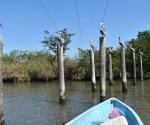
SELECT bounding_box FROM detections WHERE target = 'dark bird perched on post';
[0,23,3,28]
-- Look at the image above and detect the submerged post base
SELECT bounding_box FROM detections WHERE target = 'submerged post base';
[133,80,136,86]
[122,87,127,93]
[0,115,5,125]
[109,80,113,86]
[140,78,143,81]
[100,96,106,102]
[92,84,96,92]
[59,96,66,104]
[0,120,5,125]
[122,80,127,93]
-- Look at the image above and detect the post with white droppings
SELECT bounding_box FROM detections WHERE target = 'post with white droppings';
[108,48,113,85]
[129,44,136,85]
[90,42,96,92]
[99,23,106,102]
[139,49,143,81]
[58,33,66,104]
[0,36,4,125]
[119,37,127,93]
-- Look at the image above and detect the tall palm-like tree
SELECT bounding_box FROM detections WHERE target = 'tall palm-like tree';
[41,28,74,55]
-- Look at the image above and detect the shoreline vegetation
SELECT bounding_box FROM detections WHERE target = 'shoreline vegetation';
[3,30,150,83]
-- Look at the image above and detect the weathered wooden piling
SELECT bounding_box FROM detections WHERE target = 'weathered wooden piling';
[119,37,127,93]
[0,36,4,125]
[108,48,113,85]
[90,43,96,92]
[139,49,143,81]
[129,44,136,85]
[58,34,66,104]
[99,23,106,102]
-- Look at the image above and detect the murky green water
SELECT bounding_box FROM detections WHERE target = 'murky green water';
[3,80,150,125]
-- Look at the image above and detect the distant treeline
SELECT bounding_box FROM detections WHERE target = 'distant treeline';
[3,30,150,82]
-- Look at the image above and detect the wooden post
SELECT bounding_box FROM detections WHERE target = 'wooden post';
[129,44,136,85]
[90,43,96,92]
[58,34,66,104]
[99,23,106,102]
[0,36,4,125]
[139,49,143,81]
[119,37,127,93]
[108,49,113,85]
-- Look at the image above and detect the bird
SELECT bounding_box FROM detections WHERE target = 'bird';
[100,23,106,36]
[90,41,95,50]
[0,22,3,28]
[58,32,65,44]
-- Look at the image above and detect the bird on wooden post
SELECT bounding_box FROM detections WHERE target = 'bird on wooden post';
[138,49,143,81]
[57,32,66,104]
[90,41,96,92]
[129,44,136,85]
[119,37,127,93]
[107,47,113,85]
[99,23,106,102]
[0,24,5,124]
[0,23,3,28]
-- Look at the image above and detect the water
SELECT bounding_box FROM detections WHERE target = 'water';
[3,80,150,125]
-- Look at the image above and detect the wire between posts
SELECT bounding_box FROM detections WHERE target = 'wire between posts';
[40,0,57,31]
[74,0,84,45]
[102,0,110,23]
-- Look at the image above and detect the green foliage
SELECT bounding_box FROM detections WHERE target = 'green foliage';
[64,57,78,80]
[94,50,100,78]
[111,48,120,78]
[3,30,150,82]
[75,48,91,80]
[41,28,74,54]
[3,50,55,82]
[108,30,150,79]
[127,30,150,78]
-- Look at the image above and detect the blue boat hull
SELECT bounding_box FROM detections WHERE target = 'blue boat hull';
[65,98,143,125]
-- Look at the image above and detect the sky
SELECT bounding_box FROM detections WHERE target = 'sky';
[0,0,150,57]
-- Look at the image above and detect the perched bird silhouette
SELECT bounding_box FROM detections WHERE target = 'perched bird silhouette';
[0,22,3,28]
[100,23,106,36]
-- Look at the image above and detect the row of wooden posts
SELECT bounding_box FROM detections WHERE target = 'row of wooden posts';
[0,24,144,124]
[58,24,143,104]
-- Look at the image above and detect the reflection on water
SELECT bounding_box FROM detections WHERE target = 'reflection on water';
[3,80,150,125]
[91,92,98,105]
[140,81,144,96]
